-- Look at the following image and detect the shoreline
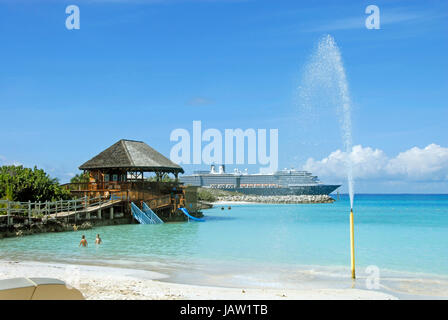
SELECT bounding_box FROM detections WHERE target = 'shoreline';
[0,259,399,300]
[212,201,260,205]
[211,194,335,205]
[2,257,448,299]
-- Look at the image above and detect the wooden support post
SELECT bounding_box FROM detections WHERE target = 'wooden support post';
[86,198,90,219]
[38,201,41,218]
[110,206,114,220]
[98,196,102,220]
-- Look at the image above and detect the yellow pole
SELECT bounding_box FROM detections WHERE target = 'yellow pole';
[350,208,356,279]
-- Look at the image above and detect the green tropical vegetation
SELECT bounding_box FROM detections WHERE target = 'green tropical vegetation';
[70,172,90,184]
[146,173,175,182]
[0,165,71,203]
[197,188,217,202]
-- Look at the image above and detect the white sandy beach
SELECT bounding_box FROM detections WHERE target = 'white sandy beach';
[0,260,398,300]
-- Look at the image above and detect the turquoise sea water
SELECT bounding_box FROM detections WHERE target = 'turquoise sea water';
[1,194,447,289]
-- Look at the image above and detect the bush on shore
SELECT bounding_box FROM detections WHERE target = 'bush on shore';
[197,188,217,202]
[0,165,71,202]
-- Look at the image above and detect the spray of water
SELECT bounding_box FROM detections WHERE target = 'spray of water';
[298,35,355,208]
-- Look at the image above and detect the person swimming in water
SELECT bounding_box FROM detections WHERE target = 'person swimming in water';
[79,235,87,247]
[95,234,102,245]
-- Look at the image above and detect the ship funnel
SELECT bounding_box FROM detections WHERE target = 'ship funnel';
[219,165,225,174]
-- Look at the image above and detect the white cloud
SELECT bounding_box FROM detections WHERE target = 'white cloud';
[385,144,448,181]
[303,144,448,182]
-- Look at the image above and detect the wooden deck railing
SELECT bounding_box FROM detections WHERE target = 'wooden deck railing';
[61,181,184,192]
[0,189,188,226]
[0,194,126,226]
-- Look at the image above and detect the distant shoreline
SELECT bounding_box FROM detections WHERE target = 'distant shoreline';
[212,201,259,205]
[205,193,448,206]
[212,194,335,204]
[330,193,448,196]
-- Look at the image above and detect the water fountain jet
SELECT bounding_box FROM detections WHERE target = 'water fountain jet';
[299,34,356,279]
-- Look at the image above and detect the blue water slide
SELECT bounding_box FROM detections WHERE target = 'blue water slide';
[142,202,164,224]
[131,202,153,224]
[179,207,205,222]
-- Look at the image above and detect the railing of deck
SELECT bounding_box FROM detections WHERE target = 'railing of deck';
[0,194,127,226]
[61,181,184,193]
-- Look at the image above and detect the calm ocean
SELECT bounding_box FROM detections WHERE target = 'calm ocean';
[1,194,447,289]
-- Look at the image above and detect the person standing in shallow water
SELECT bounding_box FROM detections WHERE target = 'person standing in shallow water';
[79,235,87,247]
[95,234,102,245]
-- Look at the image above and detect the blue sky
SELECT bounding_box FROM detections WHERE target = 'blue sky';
[0,0,447,193]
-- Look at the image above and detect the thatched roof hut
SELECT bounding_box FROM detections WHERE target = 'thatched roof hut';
[79,139,184,175]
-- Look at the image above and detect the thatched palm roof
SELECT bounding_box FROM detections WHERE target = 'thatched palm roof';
[79,139,184,174]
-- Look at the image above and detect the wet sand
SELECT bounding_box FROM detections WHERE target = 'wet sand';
[0,260,400,300]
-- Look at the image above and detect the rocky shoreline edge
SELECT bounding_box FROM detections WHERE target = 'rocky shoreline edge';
[0,217,131,239]
[213,194,335,204]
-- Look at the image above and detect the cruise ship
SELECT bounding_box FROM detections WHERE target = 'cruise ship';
[180,165,340,196]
